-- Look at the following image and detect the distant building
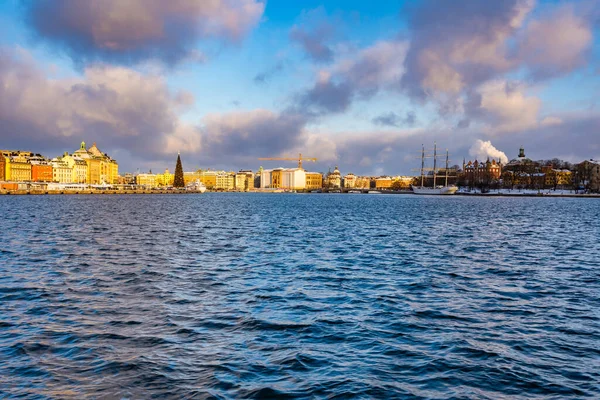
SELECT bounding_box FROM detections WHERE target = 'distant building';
[575,159,600,192]
[72,141,118,184]
[155,168,174,187]
[136,173,156,187]
[51,158,72,183]
[216,172,235,190]
[343,173,356,188]
[375,177,392,190]
[7,152,32,182]
[326,166,341,189]
[30,159,53,182]
[235,170,254,191]
[305,172,323,190]
[463,158,502,186]
[0,152,6,181]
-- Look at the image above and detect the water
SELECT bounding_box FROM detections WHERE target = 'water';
[0,194,599,399]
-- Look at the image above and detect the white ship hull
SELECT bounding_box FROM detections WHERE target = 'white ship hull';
[412,186,458,195]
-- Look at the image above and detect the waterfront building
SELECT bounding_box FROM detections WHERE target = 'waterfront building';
[542,166,573,189]
[235,170,255,191]
[326,166,342,189]
[72,141,118,184]
[136,173,157,187]
[30,160,53,182]
[215,172,235,190]
[354,176,371,189]
[0,153,6,181]
[7,152,32,182]
[155,168,174,187]
[575,159,600,192]
[51,158,72,183]
[281,168,306,190]
[260,168,275,188]
[305,172,323,190]
[343,173,356,188]
[463,158,502,183]
[375,177,392,190]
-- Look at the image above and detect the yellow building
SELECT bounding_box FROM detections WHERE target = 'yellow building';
[136,173,157,187]
[235,171,254,191]
[72,141,118,184]
[51,158,72,183]
[375,177,392,189]
[155,168,174,187]
[326,166,341,188]
[354,177,371,189]
[305,172,323,190]
[216,172,235,190]
[8,152,32,182]
[343,173,356,188]
[184,171,202,186]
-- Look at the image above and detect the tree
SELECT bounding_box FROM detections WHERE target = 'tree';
[174,153,185,188]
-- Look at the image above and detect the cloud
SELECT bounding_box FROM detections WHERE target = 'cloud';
[469,80,542,133]
[24,0,265,66]
[253,62,284,85]
[401,0,533,101]
[489,112,600,163]
[372,111,416,127]
[518,5,593,79]
[289,8,335,63]
[198,109,307,164]
[0,48,193,162]
[469,139,508,163]
[294,40,408,116]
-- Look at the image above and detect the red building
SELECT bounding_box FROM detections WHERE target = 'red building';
[31,163,53,182]
[463,158,502,185]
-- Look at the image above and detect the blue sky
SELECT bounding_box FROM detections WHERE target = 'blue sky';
[0,0,599,174]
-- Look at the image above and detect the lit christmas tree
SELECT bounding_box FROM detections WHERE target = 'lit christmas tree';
[173,152,185,188]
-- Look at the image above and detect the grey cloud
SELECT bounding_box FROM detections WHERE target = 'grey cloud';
[372,111,416,127]
[0,49,190,170]
[401,0,530,101]
[295,79,353,116]
[289,8,335,63]
[253,62,284,85]
[24,0,265,66]
[293,40,408,117]
[198,110,307,165]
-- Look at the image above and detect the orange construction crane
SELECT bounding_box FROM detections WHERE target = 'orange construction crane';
[258,153,317,169]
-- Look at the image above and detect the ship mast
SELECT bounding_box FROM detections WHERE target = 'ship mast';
[445,149,449,187]
[433,142,437,188]
[420,145,424,187]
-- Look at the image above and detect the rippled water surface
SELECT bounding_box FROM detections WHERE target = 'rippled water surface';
[1,194,599,399]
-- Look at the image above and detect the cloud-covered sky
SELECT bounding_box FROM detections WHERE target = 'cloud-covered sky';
[0,0,599,174]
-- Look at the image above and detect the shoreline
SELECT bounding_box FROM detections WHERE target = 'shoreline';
[1,189,599,198]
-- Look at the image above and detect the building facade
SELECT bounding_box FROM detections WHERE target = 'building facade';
[0,153,5,181]
[326,166,341,189]
[305,172,323,190]
[8,153,32,182]
[31,162,53,182]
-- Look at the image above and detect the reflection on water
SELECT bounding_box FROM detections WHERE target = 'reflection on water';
[0,194,599,398]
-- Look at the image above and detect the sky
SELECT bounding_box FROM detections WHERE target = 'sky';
[0,0,599,175]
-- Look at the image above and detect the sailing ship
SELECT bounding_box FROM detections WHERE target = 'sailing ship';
[412,143,458,195]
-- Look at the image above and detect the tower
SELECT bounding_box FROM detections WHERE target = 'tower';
[518,146,525,158]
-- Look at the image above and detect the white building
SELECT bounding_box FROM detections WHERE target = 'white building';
[281,168,306,190]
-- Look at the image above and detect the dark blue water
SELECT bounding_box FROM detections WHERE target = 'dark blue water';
[0,194,599,399]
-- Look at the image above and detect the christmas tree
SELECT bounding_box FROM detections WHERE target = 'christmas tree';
[174,152,185,188]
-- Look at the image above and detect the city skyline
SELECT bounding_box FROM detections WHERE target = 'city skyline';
[1,0,599,175]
